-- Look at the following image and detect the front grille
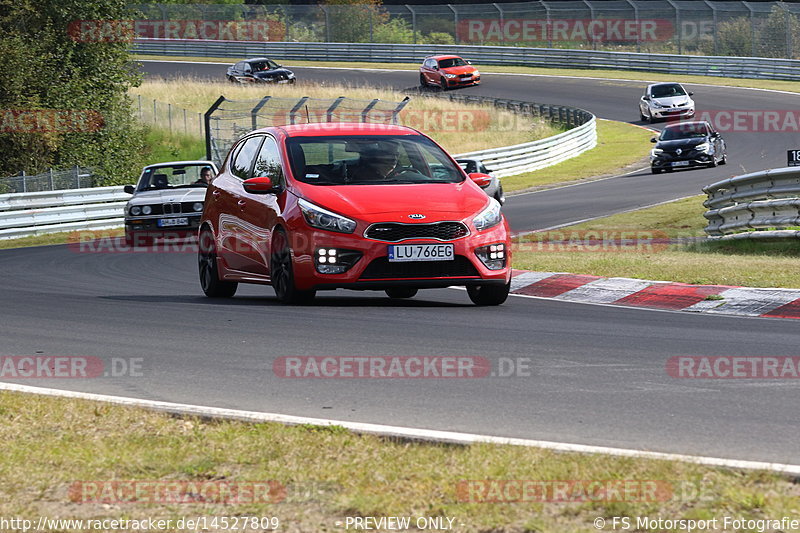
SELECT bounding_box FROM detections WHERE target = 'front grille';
[359,255,479,279]
[459,73,473,79]
[162,203,182,214]
[364,222,469,242]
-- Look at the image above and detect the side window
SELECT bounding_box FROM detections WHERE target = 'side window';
[235,62,244,72]
[253,136,284,187]
[244,63,252,73]
[231,136,264,180]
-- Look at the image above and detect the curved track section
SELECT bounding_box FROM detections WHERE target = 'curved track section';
[0,62,797,466]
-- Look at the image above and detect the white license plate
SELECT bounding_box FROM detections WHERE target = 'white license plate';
[388,244,454,262]
[158,217,189,227]
[278,79,291,84]
[671,161,690,167]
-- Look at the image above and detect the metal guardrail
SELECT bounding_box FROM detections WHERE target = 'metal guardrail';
[133,39,800,81]
[703,168,800,238]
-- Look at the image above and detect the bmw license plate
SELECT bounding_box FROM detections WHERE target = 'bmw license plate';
[158,217,189,227]
[388,244,454,262]
[671,161,690,167]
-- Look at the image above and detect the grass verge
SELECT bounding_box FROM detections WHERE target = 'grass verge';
[502,119,651,193]
[0,229,125,251]
[134,55,800,94]
[1,390,795,533]
[513,195,800,288]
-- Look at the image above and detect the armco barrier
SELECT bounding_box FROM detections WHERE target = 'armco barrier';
[703,168,800,238]
[133,39,800,81]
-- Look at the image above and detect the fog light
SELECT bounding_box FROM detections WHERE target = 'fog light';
[314,248,362,274]
[475,243,507,270]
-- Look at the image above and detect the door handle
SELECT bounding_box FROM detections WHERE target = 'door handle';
[237,200,246,209]
[212,190,221,198]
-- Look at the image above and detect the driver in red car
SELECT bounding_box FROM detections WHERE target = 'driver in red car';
[350,142,400,181]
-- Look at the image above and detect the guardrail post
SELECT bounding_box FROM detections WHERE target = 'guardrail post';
[391,97,411,124]
[204,96,227,162]
[326,96,346,122]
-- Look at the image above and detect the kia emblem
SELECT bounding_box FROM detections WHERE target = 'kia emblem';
[408,214,426,219]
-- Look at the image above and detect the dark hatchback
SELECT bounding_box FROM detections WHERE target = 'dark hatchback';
[650,121,727,174]
[226,58,296,84]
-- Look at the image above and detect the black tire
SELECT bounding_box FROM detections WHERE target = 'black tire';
[419,73,427,87]
[385,288,418,299]
[720,152,727,165]
[440,76,448,90]
[270,229,316,305]
[647,110,656,124]
[708,154,718,168]
[639,109,647,122]
[494,184,505,205]
[651,167,662,174]
[198,230,237,298]
[467,282,510,306]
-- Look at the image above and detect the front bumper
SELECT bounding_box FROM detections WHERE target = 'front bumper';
[125,214,202,239]
[651,152,713,170]
[650,107,695,120]
[445,75,480,87]
[289,223,511,291]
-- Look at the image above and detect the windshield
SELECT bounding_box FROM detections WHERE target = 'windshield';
[438,57,467,68]
[286,135,465,186]
[651,84,686,98]
[137,164,213,191]
[250,60,279,71]
[660,124,709,140]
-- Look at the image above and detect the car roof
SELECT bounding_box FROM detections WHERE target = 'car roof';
[244,57,272,63]
[426,55,462,60]
[259,123,421,138]
[663,120,709,130]
[649,82,683,88]
[143,160,216,170]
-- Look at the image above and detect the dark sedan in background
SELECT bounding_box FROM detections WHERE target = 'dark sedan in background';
[227,58,296,84]
[650,121,727,174]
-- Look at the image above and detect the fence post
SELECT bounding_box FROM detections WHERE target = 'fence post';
[625,0,641,53]
[74,165,80,188]
[703,0,718,55]
[205,96,227,162]
[448,4,458,44]
[407,5,416,44]
[666,0,681,54]
[168,103,173,133]
[153,98,157,126]
[493,3,504,44]
[49,168,55,191]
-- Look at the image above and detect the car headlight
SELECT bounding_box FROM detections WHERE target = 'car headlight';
[473,70,480,76]
[298,198,356,234]
[473,199,502,231]
[142,205,152,215]
[130,206,141,216]
[696,142,711,152]
[287,72,295,78]
[651,148,663,157]
[444,73,457,79]
[193,202,204,212]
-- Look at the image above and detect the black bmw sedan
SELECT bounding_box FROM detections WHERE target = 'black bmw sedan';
[226,58,296,84]
[650,120,727,174]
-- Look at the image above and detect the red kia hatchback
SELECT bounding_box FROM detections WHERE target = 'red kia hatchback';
[198,123,511,305]
[420,55,480,90]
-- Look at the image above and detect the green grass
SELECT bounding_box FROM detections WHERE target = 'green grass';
[502,119,652,192]
[0,229,125,250]
[142,128,206,164]
[513,195,800,288]
[133,55,800,95]
[1,390,796,532]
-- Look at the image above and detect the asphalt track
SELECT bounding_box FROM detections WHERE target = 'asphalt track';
[1,60,798,465]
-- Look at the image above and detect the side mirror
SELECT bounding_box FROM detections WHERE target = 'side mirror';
[242,176,279,194]
[468,172,492,189]
[650,137,657,143]
[124,185,135,194]
[467,60,472,64]
[433,65,440,71]
[642,95,650,101]
[688,91,694,96]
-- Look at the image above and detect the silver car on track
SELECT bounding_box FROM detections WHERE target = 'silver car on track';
[639,82,695,123]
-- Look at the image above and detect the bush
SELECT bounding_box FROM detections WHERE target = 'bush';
[699,16,751,57]
[425,32,455,45]
[372,18,414,44]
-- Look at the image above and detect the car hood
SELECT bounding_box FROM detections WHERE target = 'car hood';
[651,96,692,107]
[295,182,490,223]
[442,65,476,75]
[655,138,708,149]
[128,188,206,205]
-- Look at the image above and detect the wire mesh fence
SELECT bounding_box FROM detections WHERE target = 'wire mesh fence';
[0,167,94,194]
[127,2,800,59]
[204,95,410,167]
[133,94,204,138]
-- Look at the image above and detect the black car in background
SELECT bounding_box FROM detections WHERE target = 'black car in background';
[650,120,727,174]
[226,58,296,84]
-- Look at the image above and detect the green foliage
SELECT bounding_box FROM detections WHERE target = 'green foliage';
[373,18,414,44]
[322,0,388,43]
[759,5,800,58]
[701,16,752,57]
[424,32,455,45]
[0,0,145,184]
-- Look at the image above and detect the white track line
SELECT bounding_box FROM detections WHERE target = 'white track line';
[2,382,798,475]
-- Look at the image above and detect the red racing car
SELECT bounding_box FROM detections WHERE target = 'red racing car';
[419,55,480,90]
[198,123,511,305]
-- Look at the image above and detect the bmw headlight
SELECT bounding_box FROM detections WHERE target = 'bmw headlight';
[298,198,356,234]
[473,199,502,231]
[696,142,711,152]
[473,70,480,76]
[193,202,204,212]
[445,73,457,79]
[130,206,142,216]
[142,205,152,215]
